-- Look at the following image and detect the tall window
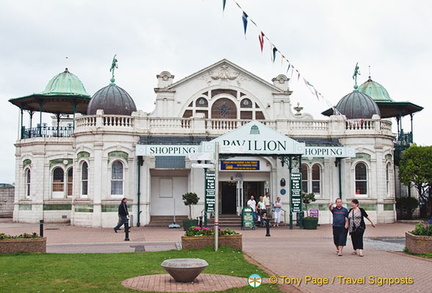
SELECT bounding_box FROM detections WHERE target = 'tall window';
[67,168,73,196]
[52,167,64,192]
[111,160,123,195]
[25,169,31,197]
[81,162,88,196]
[386,163,390,195]
[301,164,308,193]
[355,162,367,195]
[311,164,321,194]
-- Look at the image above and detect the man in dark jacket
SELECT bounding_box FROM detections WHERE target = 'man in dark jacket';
[113,198,129,233]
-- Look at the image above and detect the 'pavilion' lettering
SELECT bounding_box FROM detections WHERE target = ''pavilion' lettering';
[222,139,287,152]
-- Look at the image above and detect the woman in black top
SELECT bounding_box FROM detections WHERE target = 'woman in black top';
[348,199,375,257]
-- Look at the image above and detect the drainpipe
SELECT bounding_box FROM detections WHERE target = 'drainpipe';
[137,156,144,227]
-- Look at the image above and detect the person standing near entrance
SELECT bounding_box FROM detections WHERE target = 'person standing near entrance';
[114,198,129,233]
[328,198,348,256]
[257,196,266,224]
[264,192,271,217]
[247,195,257,221]
[273,197,282,227]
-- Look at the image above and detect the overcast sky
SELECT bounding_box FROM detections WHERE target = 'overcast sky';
[0,0,431,184]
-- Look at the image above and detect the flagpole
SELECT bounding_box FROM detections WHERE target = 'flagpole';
[214,142,219,251]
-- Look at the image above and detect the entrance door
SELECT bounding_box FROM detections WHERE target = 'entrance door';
[243,181,265,205]
[221,182,237,214]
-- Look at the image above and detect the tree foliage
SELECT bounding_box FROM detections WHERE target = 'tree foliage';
[399,145,432,217]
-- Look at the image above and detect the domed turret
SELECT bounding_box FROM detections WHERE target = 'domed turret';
[87,83,137,115]
[358,77,393,102]
[42,68,89,96]
[334,90,381,119]
[9,68,91,114]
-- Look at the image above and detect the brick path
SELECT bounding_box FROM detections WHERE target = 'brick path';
[122,274,246,292]
[0,219,429,292]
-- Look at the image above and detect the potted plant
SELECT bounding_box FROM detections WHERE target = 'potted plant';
[302,192,318,229]
[181,226,242,250]
[405,221,432,254]
[182,192,200,231]
[0,233,46,254]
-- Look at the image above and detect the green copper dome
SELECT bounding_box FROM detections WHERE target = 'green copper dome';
[9,68,91,114]
[42,68,90,97]
[358,77,393,102]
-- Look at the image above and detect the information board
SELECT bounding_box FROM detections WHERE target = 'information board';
[205,171,216,213]
[241,207,255,229]
[221,160,260,170]
[290,172,302,213]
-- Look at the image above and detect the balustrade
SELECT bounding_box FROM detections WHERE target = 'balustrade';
[23,115,392,139]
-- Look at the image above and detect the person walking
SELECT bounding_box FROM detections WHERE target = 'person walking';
[348,199,375,257]
[114,198,129,233]
[273,197,282,227]
[328,198,348,256]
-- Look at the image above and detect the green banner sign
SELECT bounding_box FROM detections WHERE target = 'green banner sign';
[205,171,216,213]
[290,172,302,213]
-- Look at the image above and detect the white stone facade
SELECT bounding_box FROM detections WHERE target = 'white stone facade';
[13,60,396,227]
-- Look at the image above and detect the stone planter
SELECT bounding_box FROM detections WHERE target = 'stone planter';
[181,234,242,250]
[0,238,47,254]
[405,232,432,254]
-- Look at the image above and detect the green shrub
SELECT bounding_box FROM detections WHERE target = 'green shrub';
[411,222,432,236]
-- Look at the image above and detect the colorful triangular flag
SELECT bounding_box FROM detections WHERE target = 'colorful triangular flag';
[258,32,265,52]
[242,12,248,37]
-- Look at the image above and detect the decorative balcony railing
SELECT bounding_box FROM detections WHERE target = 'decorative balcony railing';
[21,115,395,139]
[21,124,74,139]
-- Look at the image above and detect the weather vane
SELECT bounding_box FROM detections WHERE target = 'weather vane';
[352,62,360,90]
[110,54,118,83]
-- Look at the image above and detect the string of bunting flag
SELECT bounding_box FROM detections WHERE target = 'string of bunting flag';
[221,0,342,117]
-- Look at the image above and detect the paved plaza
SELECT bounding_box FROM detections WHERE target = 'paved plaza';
[0,219,430,292]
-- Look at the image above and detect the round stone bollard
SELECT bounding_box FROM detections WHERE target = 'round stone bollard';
[161,258,208,282]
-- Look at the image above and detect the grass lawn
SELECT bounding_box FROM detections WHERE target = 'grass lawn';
[0,246,281,292]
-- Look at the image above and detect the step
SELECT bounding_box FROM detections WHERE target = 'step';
[146,215,189,227]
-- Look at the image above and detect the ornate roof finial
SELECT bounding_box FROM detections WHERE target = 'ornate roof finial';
[352,62,360,90]
[368,65,372,81]
[110,54,118,83]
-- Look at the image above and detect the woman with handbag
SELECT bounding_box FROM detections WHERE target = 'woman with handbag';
[348,199,375,257]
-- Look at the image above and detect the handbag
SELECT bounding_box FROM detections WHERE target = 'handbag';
[351,210,365,235]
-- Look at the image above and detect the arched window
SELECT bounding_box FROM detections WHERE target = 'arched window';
[196,97,208,107]
[211,98,237,119]
[52,167,64,192]
[301,164,308,193]
[111,160,124,195]
[355,162,367,195]
[240,98,252,108]
[81,162,88,196]
[67,168,73,196]
[25,169,31,197]
[312,164,321,194]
